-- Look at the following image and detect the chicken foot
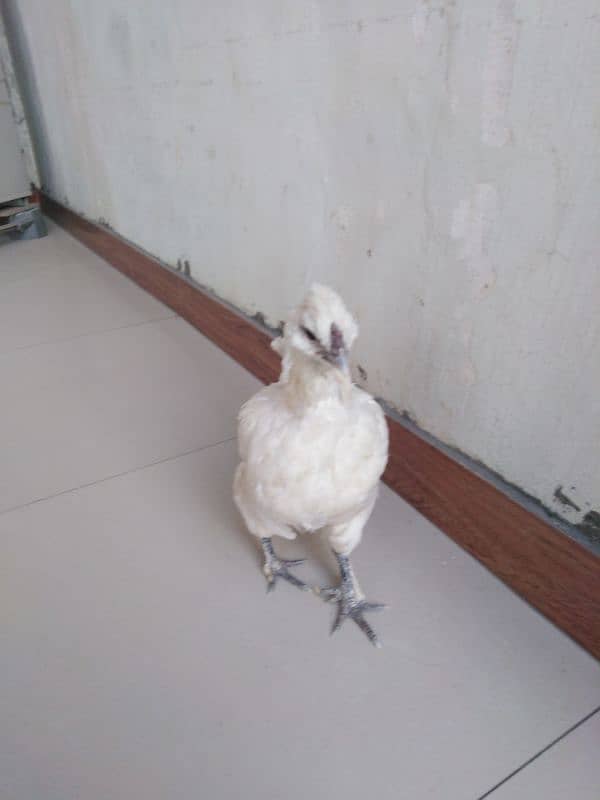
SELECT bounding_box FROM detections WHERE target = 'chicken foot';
[261,537,309,593]
[316,552,386,648]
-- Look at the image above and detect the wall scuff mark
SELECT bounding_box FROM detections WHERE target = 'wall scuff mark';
[553,485,581,513]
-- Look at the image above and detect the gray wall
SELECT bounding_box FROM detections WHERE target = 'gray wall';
[4,0,599,531]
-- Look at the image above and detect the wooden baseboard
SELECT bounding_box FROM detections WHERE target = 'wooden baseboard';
[42,194,600,660]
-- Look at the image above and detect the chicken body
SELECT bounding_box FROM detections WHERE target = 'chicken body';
[234,370,387,553]
[234,284,389,645]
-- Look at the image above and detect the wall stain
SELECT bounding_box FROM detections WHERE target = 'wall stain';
[401,409,419,426]
[176,258,191,277]
[107,11,132,72]
[357,364,368,381]
[481,0,519,147]
[553,485,581,512]
[577,511,600,544]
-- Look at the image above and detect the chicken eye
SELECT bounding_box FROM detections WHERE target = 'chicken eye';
[301,326,318,343]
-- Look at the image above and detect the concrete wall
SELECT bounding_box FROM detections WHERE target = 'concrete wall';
[3,0,599,533]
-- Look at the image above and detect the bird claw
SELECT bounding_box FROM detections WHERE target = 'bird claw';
[316,584,386,647]
[263,556,309,593]
[314,585,341,603]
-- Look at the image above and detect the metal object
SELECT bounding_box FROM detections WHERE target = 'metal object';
[0,200,47,240]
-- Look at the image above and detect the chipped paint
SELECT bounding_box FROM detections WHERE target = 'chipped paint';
[553,486,581,513]
[175,258,191,277]
[578,511,600,545]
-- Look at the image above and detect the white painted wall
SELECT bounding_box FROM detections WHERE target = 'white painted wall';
[4,0,599,528]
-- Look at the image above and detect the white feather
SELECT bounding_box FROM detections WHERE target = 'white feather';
[234,285,388,555]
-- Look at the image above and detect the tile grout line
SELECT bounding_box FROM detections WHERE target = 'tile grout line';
[0,436,237,518]
[475,705,600,799]
[0,313,178,358]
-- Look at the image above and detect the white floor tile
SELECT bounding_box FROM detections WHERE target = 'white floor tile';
[0,220,173,354]
[0,315,259,512]
[487,711,600,800]
[1,442,598,800]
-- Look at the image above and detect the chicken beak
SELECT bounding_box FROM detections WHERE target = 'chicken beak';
[328,324,348,372]
[332,349,349,373]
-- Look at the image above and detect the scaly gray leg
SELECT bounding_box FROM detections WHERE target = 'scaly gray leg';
[261,537,309,593]
[316,552,386,648]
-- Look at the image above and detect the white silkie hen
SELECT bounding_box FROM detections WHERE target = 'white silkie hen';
[234,284,389,646]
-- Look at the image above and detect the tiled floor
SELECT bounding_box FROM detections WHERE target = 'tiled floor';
[1,222,599,800]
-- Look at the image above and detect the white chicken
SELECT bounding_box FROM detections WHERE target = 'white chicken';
[234,284,389,646]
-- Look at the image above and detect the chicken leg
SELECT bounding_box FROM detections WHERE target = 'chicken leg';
[261,537,309,593]
[316,552,386,647]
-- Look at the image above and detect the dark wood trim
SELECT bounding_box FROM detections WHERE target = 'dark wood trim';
[42,194,600,660]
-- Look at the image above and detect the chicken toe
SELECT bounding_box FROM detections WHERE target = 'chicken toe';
[261,538,309,593]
